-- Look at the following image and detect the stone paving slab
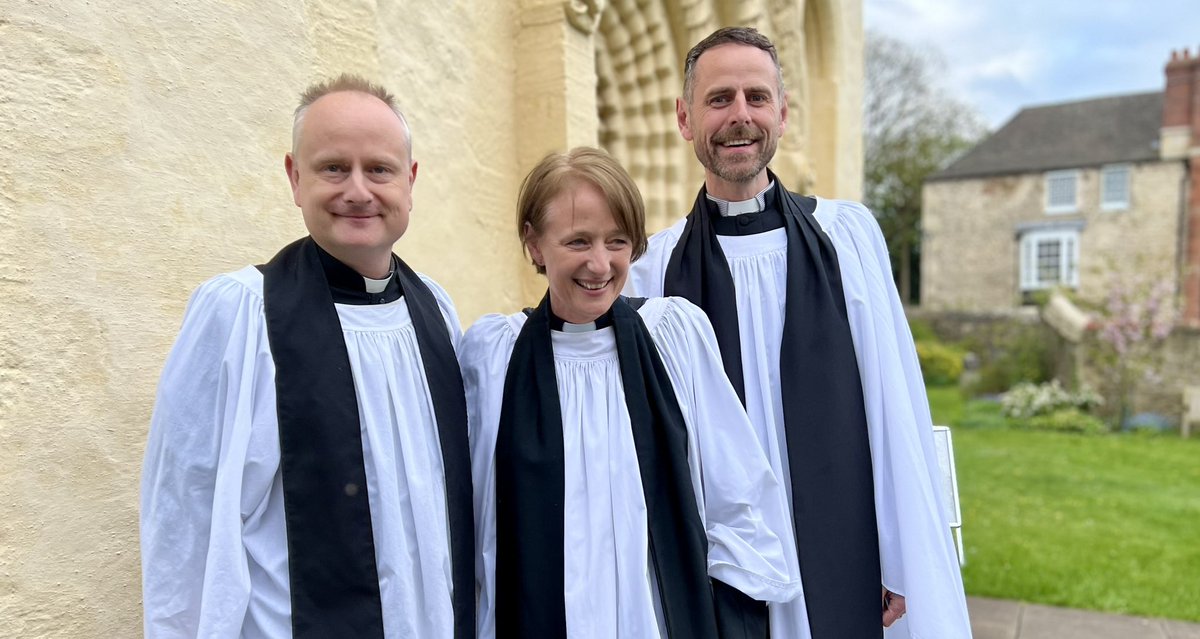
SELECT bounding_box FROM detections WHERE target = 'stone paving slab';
[968,597,1200,639]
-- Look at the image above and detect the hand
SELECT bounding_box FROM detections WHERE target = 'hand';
[882,587,906,627]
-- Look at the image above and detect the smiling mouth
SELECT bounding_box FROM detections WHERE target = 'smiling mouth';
[575,279,611,291]
[721,139,757,148]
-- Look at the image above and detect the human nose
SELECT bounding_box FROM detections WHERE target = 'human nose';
[728,94,751,125]
[343,168,373,204]
[584,245,611,274]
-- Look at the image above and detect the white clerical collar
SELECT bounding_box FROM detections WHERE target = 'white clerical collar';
[363,272,393,294]
[706,181,775,216]
[560,321,598,333]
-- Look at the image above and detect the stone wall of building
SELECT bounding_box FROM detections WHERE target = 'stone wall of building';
[923,174,1041,310]
[0,1,862,635]
[1076,161,1185,300]
[922,161,1186,312]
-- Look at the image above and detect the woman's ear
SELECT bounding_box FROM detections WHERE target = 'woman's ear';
[523,222,544,266]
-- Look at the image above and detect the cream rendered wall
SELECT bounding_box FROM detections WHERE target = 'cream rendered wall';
[0,2,524,635]
[0,1,861,635]
[922,161,1185,311]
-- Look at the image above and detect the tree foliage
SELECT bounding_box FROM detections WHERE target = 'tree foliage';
[863,32,988,304]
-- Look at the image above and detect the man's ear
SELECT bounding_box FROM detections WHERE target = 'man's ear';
[285,154,301,206]
[779,90,789,134]
[676,98,694,142]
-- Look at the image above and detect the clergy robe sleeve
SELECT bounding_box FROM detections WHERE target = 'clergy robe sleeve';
[140,274,276,638]
[624,221,685,298]
[816,201,973,638]
[456,314,518,639]
[418,272,465,348]
[647,298,802,604]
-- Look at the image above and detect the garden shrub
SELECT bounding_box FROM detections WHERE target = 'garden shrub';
[1001,380,1102,419]
[908,318,938,342]
[1025,408,1108,435]
[963,326,1057,395]
[1001,381,1107,433]
[915,340,965,385]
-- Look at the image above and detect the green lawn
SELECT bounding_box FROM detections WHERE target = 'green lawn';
[925,385,1200,621]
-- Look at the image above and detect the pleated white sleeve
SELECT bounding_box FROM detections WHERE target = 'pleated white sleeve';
[816,200,973,639]
[457,313,519,639]
[644,298,802,603]
[141,272,274,638]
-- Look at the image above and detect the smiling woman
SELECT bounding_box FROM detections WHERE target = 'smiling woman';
[517,148,647,323]
[458,147,802,638]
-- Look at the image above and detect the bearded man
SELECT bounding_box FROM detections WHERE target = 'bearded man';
[625,27,973,639]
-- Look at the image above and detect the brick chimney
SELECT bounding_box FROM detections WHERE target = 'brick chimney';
[1162,48,1199,156]
[1163,48,1200,326]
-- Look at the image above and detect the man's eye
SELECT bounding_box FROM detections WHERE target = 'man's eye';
[749,94,768,103]
[369,166,393,175]
[710,96,730,105]
[321,164,345,173]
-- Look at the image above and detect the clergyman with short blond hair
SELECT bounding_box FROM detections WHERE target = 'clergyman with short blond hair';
[140,74,473,639]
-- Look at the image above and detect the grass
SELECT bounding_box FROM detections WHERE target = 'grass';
[925,384,1200,621]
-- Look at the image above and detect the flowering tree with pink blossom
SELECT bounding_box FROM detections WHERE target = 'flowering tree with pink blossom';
[1088,273,1179,430]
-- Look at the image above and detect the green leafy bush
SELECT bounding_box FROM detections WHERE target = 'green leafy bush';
[963,327,1057,395]
[1025,408,1109,435]
[1000,380,1103,419]
[915,340,965,385]
[908,318,938,342]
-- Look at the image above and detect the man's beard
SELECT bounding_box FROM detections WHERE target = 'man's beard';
[696,124,777,184]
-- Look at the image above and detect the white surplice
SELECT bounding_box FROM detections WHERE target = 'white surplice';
[141,265,462,639]
[459,297,801,639]
[625,197,973,639]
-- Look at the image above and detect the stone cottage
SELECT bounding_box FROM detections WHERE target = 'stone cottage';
[921,49,1200,329]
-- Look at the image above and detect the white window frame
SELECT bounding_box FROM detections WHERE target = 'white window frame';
[1044,169,1079,214]
[1019,228,1080,291]
[1100,164,1131,211]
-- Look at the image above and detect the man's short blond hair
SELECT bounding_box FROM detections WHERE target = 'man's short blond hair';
[291,73,412,156]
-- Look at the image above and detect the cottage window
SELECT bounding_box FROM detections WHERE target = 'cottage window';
[1101,164,1131,210]
[1020,229,1079,291]
[1044,170,1078,213]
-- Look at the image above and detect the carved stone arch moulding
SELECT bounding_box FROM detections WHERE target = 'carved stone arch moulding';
[566,0,607,34]
[591,1,828,227]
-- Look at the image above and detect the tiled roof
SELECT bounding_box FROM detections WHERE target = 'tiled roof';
[929,92,1163,181]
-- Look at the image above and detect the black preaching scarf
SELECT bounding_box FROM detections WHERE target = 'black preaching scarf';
[259,237,474,639]
[664,173,883,638]
[494,294,719,639]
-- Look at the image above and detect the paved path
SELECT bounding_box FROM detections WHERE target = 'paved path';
[969,597,1200,639]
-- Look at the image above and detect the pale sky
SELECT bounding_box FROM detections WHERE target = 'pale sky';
[864,0,1200,129]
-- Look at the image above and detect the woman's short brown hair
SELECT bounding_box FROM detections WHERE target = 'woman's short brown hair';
[516,147,648,274]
